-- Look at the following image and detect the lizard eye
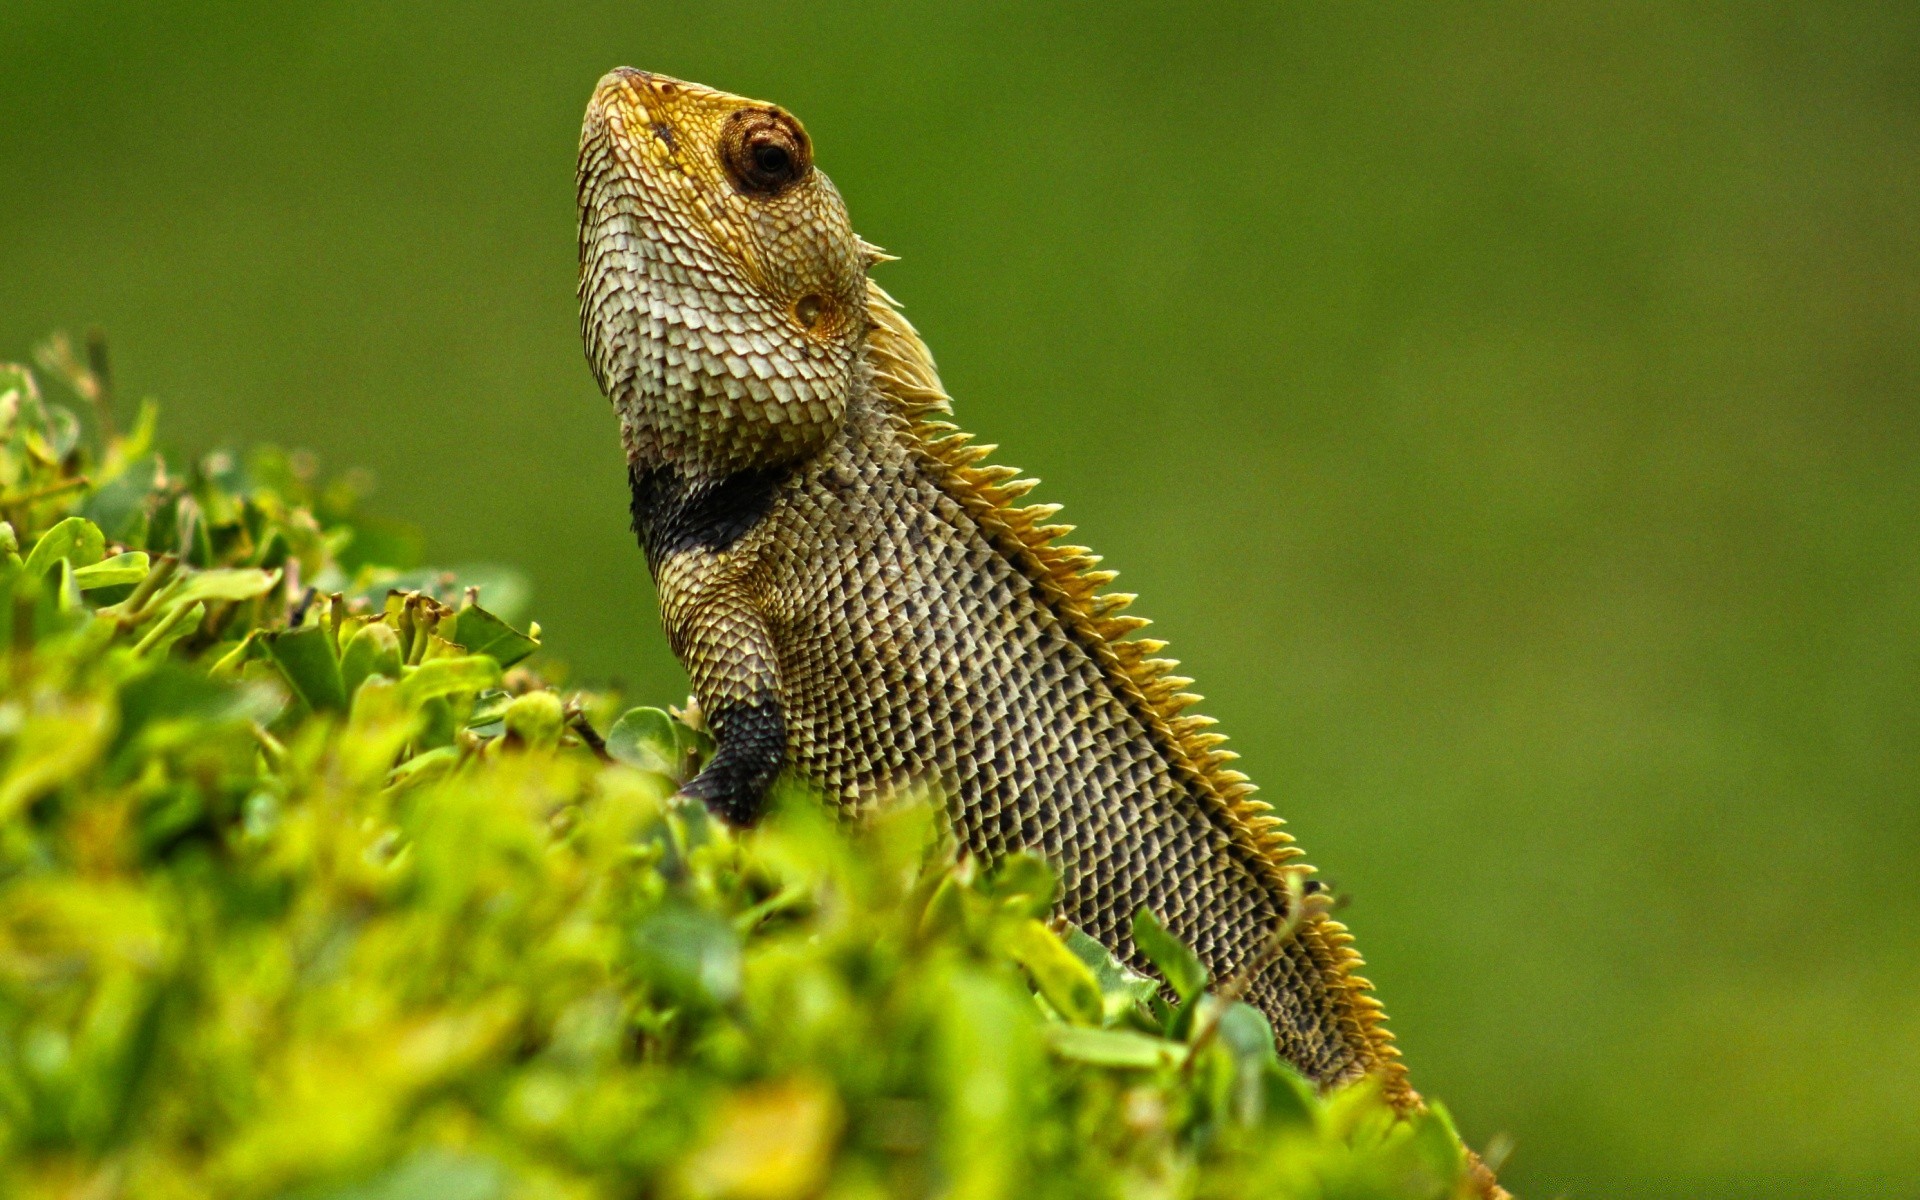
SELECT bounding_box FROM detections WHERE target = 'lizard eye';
[753,143,791,175]
[721,108,812,197]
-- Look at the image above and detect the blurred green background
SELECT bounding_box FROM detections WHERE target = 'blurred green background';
[3,3,1916,1195]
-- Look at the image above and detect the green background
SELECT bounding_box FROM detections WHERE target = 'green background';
[3,3,1916,1195]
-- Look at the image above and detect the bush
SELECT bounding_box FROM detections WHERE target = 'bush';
[0,348,1479,1198]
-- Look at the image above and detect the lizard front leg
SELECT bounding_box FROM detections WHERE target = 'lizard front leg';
[654,548,786,826]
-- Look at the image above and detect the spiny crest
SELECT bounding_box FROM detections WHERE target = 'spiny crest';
[864,275,1294,871]
[862,277,1409,1102]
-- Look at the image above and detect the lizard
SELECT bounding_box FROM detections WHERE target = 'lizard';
[577,67,1504,1196]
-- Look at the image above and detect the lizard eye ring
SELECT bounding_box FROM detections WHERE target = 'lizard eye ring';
[721,108,812,197]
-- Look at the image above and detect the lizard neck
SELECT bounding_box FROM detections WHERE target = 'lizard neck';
[615,347,856,480]
[598,273,867,480]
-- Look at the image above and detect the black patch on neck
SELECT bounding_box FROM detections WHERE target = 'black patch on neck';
[629,462,792,560]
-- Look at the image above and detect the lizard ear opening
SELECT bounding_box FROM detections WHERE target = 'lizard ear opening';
[721,108,813,197]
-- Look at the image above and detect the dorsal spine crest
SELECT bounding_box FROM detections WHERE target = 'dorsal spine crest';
[860,276,1409,1104]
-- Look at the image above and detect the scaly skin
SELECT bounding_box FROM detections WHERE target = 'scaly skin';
[577,67,1503,1195]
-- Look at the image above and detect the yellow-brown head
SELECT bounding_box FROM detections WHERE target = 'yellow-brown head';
[578,69,871,476]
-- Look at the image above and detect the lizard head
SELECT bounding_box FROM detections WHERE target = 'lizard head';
[578,68,872,476]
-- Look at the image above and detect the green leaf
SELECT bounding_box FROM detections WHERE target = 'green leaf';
[605,707,684,777]
[167,567,279,607]
[387,744,461,790]
[397,655,502,707]
[632,904,742,1003]
[118,397,160,463]
[53,558,84,612]
[0,691,114,820]
[339,621,403,697]
[30,401,83,459]
[264,624,347,711]
[1131,908,1209,1004]
[442,604,539,668]
[0,362,32,404]
[465,689,510,734]
[22,516,106,578]
[935,965,1044,1200]
[986,852,1057,919]
[1406,1101,1469,1186]
[72,551,150,591]
[80,453,163,541]
[134,599,204,658]
[1262,1061,1321,1129]
[370,564,531,625]
[1008,919,1105,1025]
[1063,924,1161,1021]
[1213,1000,1279,1070]
[1044,1025,1182,1070]
[113,662,280,759]
[315,1149,506,1200]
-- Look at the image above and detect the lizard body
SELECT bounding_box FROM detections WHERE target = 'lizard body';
[578,68,1422,1109]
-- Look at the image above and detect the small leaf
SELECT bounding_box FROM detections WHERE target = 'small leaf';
[1261,1061,1319,1129]
[397,655,502,707]
[0,362,33,405]
[309,1149,505,1200]
[1406,1101,1469,1186]
[1214,1000,1278,1070]
[632,904,742,1003]
[1008,919,1106,1025]
[1044,1025,1182,1070]
[986,852,1057,918]
[26,401,82,459]
[167,566,279,607]
[0,692,114,820]
[112,663,281,760]
[264,624,347,711]
[72,551,150,591]
[134,599,204,658]
[22,516,106,578]
[80,453,162,541]
[339,621,403,697]
[443,603,539,668]
[606,707,684,777]
[1063,924,1161,1019]
[465,689,511,735]
[1131,908,1209,1003]
[53,558,83,612]
[388,744,461,790]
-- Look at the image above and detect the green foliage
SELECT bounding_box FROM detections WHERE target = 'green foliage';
[0,356,1476,1197]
